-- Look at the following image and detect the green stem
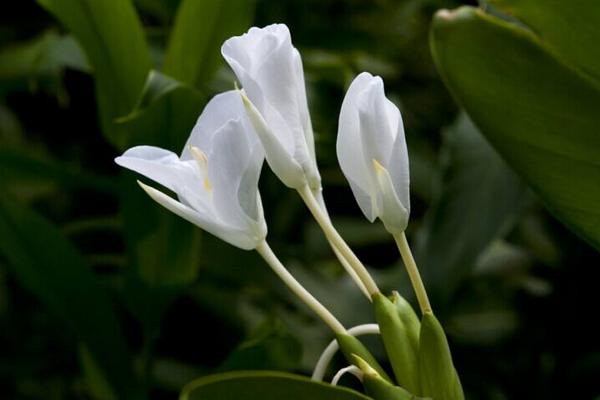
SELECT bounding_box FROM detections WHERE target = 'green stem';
[393,232,432,314]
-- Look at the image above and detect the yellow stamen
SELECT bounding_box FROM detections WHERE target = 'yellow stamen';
[190,146,213,191]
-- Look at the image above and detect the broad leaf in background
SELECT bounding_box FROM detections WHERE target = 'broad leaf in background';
[120,174,202,328]
[487,0,600,84]
[415,114,525,305]
[430,7,600,251]
[116,70,205,149]
[0,31,88,93]
[217,319,302,372]
[0,195,144,400]
[37,0,152,149]
[163,0,255,88]
[181,371,372,400]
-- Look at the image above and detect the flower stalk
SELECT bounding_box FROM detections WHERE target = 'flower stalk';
[297,184,380,297]
[393,232,431,315]
[255,240,346,335]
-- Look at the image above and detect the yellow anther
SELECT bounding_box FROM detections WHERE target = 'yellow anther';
[190,146,213,191]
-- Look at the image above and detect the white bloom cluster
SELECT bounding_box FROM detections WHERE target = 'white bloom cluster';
[116,23,410,251]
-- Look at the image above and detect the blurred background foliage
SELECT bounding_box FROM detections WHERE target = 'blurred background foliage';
[0,0,599,399]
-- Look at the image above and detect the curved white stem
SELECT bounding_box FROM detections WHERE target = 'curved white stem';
[311,188,370,300]
[256,240,346,335]
[298,185,380,296]
[331,365,363,386]
[311,323,381,381]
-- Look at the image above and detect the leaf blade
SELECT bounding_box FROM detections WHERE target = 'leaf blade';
[430,6,600,250]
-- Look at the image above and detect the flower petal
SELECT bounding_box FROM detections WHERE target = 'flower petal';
[337,72,378,219]
[138,181,262,250]
[357,76,396,168]
[241,91,306,188]
[181,90,254,161]
[372,160,409,234]
[223,24,320,189]
[388,121,410,215]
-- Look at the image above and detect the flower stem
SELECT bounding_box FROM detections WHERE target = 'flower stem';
[256,240,346,334]
[297,185,380,297]
[310,188,371,300]
[393,232,432,315]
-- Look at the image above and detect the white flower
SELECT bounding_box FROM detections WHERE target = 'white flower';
[222,23,320,190]
[115,91,267,250]
[337,72,410,234]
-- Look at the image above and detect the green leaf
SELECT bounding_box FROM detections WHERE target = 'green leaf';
[488,0,600,84]
[163,0,255,87]
[0,147,117,195]
[217,318,302,372]
[0,31,88,82]
[430,7,600,250]
[418,313,463,400]
[180,371,372,400]
[415,114,525,303]
[372,293,419,394]
[38,0,152,148]
[120,173,202,327]
[0,195,144,399]
[116,70,205,149]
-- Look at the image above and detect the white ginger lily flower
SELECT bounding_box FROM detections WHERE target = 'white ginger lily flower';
[115,91,267,250]
[222,23,320,190]
[337,72,410,234]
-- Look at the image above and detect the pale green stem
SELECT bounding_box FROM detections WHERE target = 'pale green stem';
[393,232,432,315]
[256,240,346,335]
[297,184,380,297]
[310,188,371,300]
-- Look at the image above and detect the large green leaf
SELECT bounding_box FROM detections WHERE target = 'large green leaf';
[430,7,600,250]
[119,173,202,327]
[415,114,525,304]
[181,371,372,400]
[0,195,144,399]
[163,0,255,88]
[38,0,152,148]
[488,0,600,84]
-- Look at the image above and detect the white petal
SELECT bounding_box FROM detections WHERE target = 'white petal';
[115,146,211,213]
[372,160,409,234]
[337,72,378,219]
[181,90,255,160]
[387,121,410,215]
[208,118,264,228]
[241,91,306,188]
[138,181,262,250]
[223,24,319,189]
[357,76,395,168]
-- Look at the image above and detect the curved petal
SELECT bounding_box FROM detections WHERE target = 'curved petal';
[115,145,212,207]
[241,91,306,188]
[357,76,395,168]
[204,112,267,243]
[337,73,377,213]
[388,122,410,215]
[373,160,409,234]
[181,91,252,160]
[223,24,319,188]
[138,181,262,250]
